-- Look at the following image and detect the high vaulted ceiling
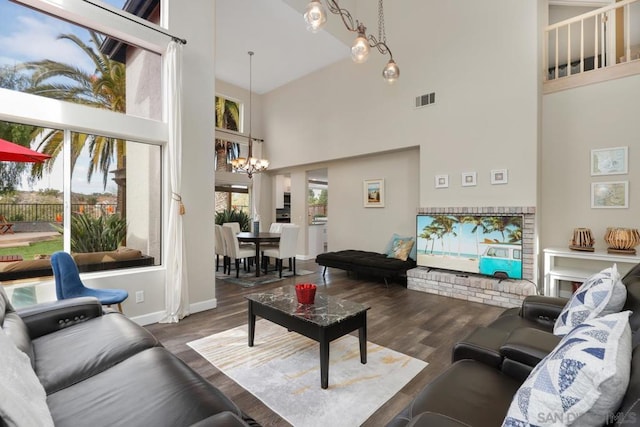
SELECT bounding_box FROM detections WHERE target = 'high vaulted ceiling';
[215,0,350,94]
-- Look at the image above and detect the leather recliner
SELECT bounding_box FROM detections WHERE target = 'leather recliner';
[387,263,640,427]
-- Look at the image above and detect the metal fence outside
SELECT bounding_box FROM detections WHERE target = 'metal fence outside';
[0,204,118,222]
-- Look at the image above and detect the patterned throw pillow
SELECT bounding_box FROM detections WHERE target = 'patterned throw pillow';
[383,234,417,261]
[389,238,415,261]
[0,328,54,427]
[503,311,632,427]
[553,265,626,336]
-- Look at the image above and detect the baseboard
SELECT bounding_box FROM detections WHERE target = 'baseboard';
[297,254,317,261]
[190,297,218,314]
[130,298,218,326]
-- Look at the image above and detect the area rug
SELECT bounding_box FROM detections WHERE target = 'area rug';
[215,268,316,288]
[187,320,427,427]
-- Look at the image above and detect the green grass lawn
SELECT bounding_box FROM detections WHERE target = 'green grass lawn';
[0,237,63,259]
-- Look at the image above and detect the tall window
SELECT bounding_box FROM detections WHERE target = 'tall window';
[214,95,251,220]
[0,0,161,120]
[0,0,167,282]
[214,95,242,172]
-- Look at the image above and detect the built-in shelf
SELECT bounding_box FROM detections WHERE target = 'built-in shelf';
[543,247,640,297]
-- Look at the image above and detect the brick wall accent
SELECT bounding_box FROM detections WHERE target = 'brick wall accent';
[409,206,537,308]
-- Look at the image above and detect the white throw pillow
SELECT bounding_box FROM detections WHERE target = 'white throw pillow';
[503,311,632,427]
[554,264,626,336]
[0,328,54,427]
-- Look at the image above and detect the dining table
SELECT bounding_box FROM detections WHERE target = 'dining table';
[236,232,281,277]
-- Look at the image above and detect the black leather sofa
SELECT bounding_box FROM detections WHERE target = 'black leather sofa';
[0,289,258,427]
[387,263,640,427]
[316,249,416,285]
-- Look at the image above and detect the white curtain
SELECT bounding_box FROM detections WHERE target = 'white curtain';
[160,40,190,323]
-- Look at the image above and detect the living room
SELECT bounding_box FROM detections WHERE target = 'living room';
[1,0,640,425]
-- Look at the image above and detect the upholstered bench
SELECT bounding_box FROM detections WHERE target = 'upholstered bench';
[316,249,415,286]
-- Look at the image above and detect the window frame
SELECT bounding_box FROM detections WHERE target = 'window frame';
[0,0,170,275]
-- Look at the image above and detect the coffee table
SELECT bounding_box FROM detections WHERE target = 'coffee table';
[245,285,370,389]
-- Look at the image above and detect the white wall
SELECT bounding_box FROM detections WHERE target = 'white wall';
[541,74,640,252]
[328,149,420,252]
[262,0,540,255]
[165,0,217,311]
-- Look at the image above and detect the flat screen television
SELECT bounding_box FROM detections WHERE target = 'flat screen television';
[416,214,524,279]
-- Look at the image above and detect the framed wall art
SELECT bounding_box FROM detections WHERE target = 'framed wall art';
[491,169,508,185]
[591,146,628,176]
[461,172,477,187]
[363,179,384,207]
[435,174,449,189]
[591,181,629,209]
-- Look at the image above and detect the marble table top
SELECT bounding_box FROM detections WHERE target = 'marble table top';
[245,285,370,327]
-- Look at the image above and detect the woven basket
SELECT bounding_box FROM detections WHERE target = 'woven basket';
[604,228,640,251]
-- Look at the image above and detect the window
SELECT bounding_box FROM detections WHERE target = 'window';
[0,0,169,283]
[0,120,161,281]
[487,247,509,258]
[214,95,243,172]
[215,185,249,212]
[0,0,162,120]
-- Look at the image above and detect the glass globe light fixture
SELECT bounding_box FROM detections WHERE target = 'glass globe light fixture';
[351,26,370,63]
[382,59,399,83]
[304,0,327,33]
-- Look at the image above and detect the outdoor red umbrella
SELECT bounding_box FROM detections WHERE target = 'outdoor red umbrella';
[0,138,51,163]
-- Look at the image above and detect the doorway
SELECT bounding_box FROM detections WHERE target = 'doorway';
[307,168,328,256]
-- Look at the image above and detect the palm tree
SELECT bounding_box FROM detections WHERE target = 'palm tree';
[21,32,126,191]
[432,215,458,255]
[419,227,434,254]
[462,216,488,256]
[214,96,241,172]
[482,216,522,242]
[0,66,37,192]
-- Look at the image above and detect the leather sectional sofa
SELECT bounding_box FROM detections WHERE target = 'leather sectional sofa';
[387,263,640,427]
[0,289,258,427]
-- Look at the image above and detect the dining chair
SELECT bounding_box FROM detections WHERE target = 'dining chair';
[261,222,289,271]
[214,224,228,274]
[51,251,128,312]
[263,224,300,278]
[221,225,255,278]
[223,221,255,250]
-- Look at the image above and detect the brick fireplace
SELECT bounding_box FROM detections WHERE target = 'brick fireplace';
[407,206,538,308]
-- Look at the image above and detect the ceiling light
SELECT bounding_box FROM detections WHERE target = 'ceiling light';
[231,51,269,179]
[351,24,370,63]
[303,0,327,33]
[304,0,399,83]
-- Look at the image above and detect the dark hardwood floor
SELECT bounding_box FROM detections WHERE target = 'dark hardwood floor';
[146,260,505,426]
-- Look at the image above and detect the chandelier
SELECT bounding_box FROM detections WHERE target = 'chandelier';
[304,0,399,83]
[231,51,269,179]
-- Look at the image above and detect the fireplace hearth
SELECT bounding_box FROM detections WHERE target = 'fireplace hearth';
[408,206,537,308]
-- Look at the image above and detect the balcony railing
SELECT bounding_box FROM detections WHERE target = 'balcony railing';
[544,0,640,90]
[0,204,117,222]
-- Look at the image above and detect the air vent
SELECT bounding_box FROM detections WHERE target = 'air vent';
[415,92,436,108]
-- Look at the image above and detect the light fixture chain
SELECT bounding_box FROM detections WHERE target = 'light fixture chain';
[248,51,253,158]
[378,0,386,44]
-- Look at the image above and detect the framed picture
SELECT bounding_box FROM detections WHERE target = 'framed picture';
[491,169,508,185]
[435,174,449,189]
[591,181,629,208]
[591,146,628,176]
[363,179,384,207]
[461,172,477,187]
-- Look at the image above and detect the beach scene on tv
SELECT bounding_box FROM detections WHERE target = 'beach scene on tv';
[416,215,524,280]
